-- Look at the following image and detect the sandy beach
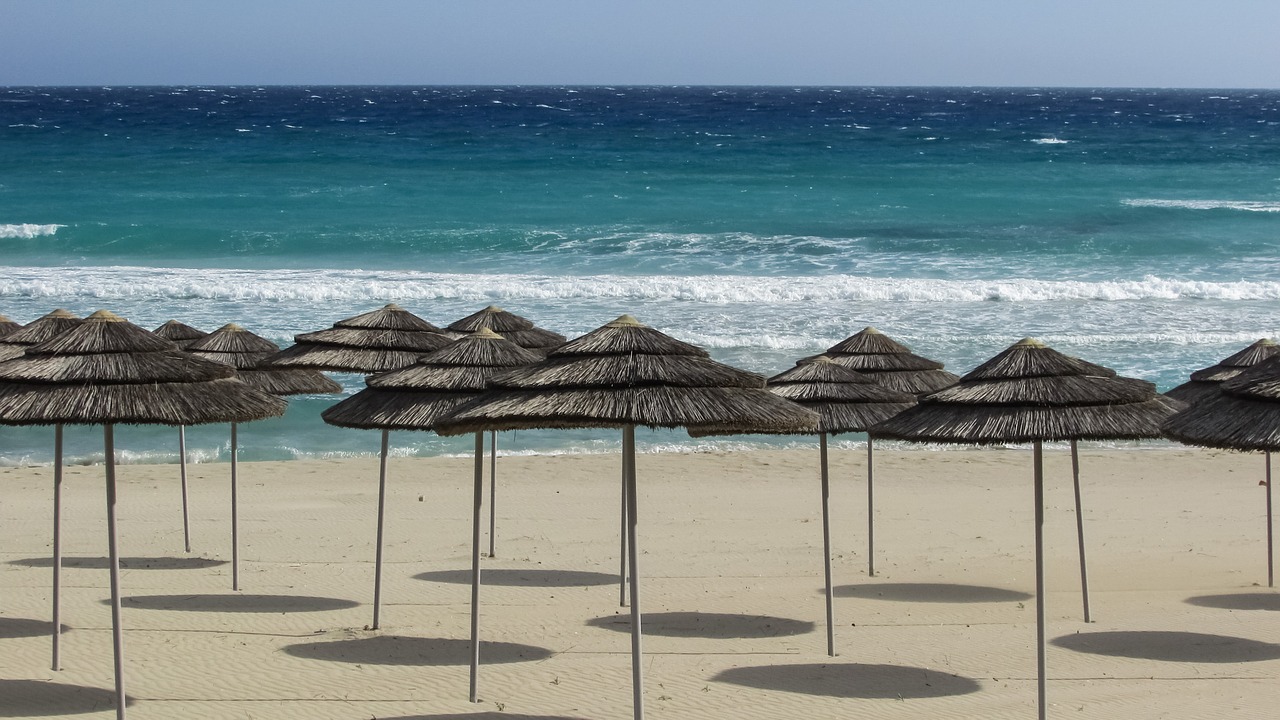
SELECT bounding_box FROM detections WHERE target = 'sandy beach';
[2,443,1278,719]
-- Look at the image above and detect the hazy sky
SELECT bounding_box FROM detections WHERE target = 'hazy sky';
[4,0,1278,88]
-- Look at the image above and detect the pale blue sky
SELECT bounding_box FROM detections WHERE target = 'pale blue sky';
[3,0,1278,87]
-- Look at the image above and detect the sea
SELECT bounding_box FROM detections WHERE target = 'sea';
[2,85,1279,466]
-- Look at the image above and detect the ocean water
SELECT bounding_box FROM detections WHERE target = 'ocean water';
[2,86,1279,465]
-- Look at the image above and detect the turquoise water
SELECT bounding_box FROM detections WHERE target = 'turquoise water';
[2,86,1279,464]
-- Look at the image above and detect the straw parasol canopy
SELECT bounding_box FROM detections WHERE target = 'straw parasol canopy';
[1164,355,1280,451]
[0,308,84,362]
[0,309,286,720]
[1165,338,1280,406]
[266,303,453,373]
[152,319,209,350]
[872,337,1182,720]
[0,313,20,338]
[434,314,818,719]
[446,305,566,352]
[815,326,959,395]
[187,324,342,396]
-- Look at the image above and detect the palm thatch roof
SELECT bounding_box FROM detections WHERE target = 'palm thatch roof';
[0,309,84,362]
[152,319,209,349]
[872,338,1184,445]
[1163,355,1280,451]
[691,356,918,436]
[0,310,286,426]
[816,326,960,395]
[186,324,342,396]
[322,327,545,431]
[434,315,820,436]
[446,305,567,351]
[1165,339,1279,405]
[265,303,452,373]
[0,314,20,338]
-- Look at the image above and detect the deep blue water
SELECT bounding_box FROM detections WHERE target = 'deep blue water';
[2,86,1279,464]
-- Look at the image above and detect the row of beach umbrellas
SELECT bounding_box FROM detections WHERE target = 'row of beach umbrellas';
[2,306,1278,720]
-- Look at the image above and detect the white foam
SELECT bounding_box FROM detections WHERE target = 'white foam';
[1031,137,1070,144]
[1123,198,1280,212]
[0,223,63,239]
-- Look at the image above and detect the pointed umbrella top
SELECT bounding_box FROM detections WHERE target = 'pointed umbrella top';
[187,323,341,396]
[0,308,85,361]
[267,304,453,373]
[820,326,959,395]
[0,314,20,338]
[446,305,567,351]
[152,319,209,349]
[0,311,286,426]
[1166,338,1280,405]
[1164,355,1280,451]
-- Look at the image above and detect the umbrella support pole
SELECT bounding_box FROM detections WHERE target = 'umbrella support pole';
[867,437,876,577]
[1034,441,1046,720]
[820,434,835,657]
[624,425,644,720]
[489,430,497,558]
[1268,452,1274,588]
[230,423,239,592]
[104,425,127,720]
[179,426,191,553]
[469,432,484,703]
[619,445,629,608]
[372,429,390,630]
[52,424,63,671]
[1071,440,1092,622]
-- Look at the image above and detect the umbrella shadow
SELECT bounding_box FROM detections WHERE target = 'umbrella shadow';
[586,611,814,639]
[0,679,133,716]
[1185,592,1280,612]
[10,556,228,571]
[415,568,618,588]
[1051,631,1280,663]
[712,662,981,699]
[833,582,1032,603]
[0,617,71,639]
[115,594,359,613]
[282,635,554,666]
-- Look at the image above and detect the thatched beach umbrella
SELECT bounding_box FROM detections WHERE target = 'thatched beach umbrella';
[267,303,452,372]
[186,324,341,590]
[435,314,818,718]
[1163,355,1280,587]
[0,313,20,338]
[446,306,567,557]
[0,308,84,670]
[690,356,916,656]
[322,328,543,631]
[1165,338,1279,406]
[0,310,285,720]
[871,338,1181,720]
[152,319,210,554]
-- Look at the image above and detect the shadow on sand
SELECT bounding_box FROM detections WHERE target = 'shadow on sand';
[712,662,981,699]
[11,556,228,571]
[282,635,554,666]
[833,582,1032,603]
[586,611,814,639]
[1185,592,1280,612]
[415,568,618,588]
[0,679,133,716]
[368,715,591,720]
[1051,630,1280,663]
[114,594,358,613]
[0,617,70,640]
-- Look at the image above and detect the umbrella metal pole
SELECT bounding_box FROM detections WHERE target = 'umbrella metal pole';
[179,426,191,553]
[488,430,497,558]
[867,437,876,577]
[1034,441,1046,720]
[372,429,390,630]
[230,423,239,592]
[104,425,127,720]
[469,431,484,703]
[1071,440,1092,622]
[624,425,644,720]
[820,433,835,657]
[52,424,63,671]
[619,441,629,608]
[1268,452,1274,588]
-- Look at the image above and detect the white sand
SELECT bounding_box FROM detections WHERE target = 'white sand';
[1,444,1278,719]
